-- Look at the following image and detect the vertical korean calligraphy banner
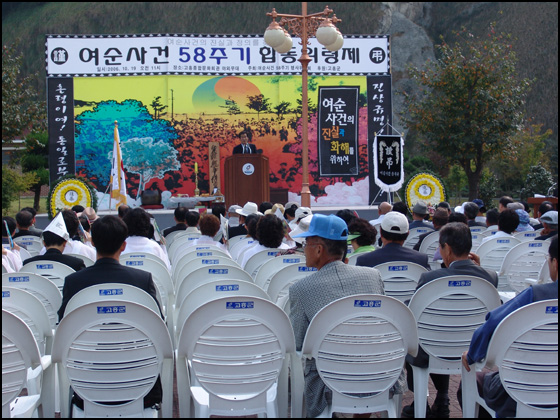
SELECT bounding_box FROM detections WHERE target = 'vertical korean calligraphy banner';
[317,86,359,177]
[47,78,75,186]
[373,135,404,191]
[367,75,393,204]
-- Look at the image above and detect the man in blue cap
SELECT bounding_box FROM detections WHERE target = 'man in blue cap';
[288,214,385,417]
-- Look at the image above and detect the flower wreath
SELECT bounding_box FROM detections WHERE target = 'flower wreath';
[47,175,98,219]
[405,172,446,216]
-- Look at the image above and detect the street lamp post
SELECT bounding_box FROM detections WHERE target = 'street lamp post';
[264,2,343,208]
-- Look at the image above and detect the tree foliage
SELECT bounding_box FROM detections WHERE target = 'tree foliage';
[2,43,46,141]
[2,167,37,215]
[246,94,271,120]
[401,25,532,200]
[20,130,50,211]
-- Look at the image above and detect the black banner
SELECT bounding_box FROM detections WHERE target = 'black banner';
[47,78,75,186]
[367,75,393,204]
[317,86,359,177]
[373,135,404,191]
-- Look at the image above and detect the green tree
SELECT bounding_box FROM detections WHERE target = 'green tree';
[2,43,46,141]
[150,96,168,119]
[19,131,50,211]
[246,94,271,121]
[519,166,554,200]
[2,167,36,215]
[401,25,532,200]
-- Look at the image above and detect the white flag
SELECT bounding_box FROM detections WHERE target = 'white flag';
[110,121,127,209]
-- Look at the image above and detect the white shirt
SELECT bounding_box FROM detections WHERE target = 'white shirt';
[189,235,231,258]
[480,230,514,245]
[369,214,385,227]
[3,247,22,271]
[40,238,96,261]
[240,242,292,270]
[123,236,172,272]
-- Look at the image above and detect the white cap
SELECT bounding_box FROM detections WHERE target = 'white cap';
[294,207,312,222]
[44,212,70,241]
[289,215,313,244]
[380,211,409,235]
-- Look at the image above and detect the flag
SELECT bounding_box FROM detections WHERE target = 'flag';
[110,121,127,209]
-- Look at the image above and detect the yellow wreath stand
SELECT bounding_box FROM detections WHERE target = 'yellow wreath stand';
[405,172,446,216]
[48,177,94,218]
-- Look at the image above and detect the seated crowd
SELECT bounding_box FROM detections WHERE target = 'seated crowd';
[2,196,557,418]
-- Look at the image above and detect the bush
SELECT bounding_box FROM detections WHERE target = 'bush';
[2,166,37,215]
[520,166,554,200]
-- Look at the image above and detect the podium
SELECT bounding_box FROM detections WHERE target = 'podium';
[224,154,270,208]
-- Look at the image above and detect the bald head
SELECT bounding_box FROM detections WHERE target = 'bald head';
[378,202,393,215]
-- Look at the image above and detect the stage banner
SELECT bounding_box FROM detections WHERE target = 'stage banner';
[367,75,393,203]
[47,77,75,185]
[372,135,404,192]
[318,86,360,177]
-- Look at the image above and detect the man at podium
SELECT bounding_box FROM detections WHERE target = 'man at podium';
[232,131,257,154]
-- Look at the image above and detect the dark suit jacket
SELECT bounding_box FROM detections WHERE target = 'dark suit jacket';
[356,242,430,270]
[416,258,499,289]
[409,220,434,230]
[232,143,257,154]
[58,257,163,408]
[13,229,42,239]
[162,223,187,237]
[228,224,247,239]
[23,248,86,272]
[468,220,487,228]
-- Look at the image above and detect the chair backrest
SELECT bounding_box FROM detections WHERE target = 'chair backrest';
[226,233,246,250]
[52,300,173,418]
[63,283,161,317]
[265,263,317,304]
[175,264,254,309]
[66,252,95,267]
[345,252,361,266]
[13,236,43,256]
[173,256,240,285]
[499,241,550,293]
[163,229,184,248]
[244,248,283,278]
[174,279,271,340]
[403,227,434,249]
[176,295,296,415]
[2,272,62,330]
[229,237,256,261]
[2,287,53,356]
[20,260,76,291]
[485,299,558,417]
[475,236,522,272]
[513,230,541,242]
[469,225,486,234]
[120,251,169,269]
[470,232,484,250]
[407,275,501,371]
[373,261,429,303]
[301,294,418,416]
[172,244,230,267]
[168,233,203,262]
[253,253,306,289]
[418,230,441,261]
[2,309,43,416]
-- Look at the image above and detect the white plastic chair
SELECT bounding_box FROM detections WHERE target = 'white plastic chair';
[172,244,231,267]
[2,287,54,357]
[418,230,441,262]
[513,230,541,242]
[475,236,522,273]
[469,225,486,234]
[168,233,203,262]
[499,241,549,293]
[470,232,484,251]
[265,263,317,313]
[52,300,174,418]
[13,236,43,257]
[19,260,76,291]
[229,237,256,261]
[345,252,361,266]
[175,264,254,311]
[66,252,95,267]
[173,256,240,286]
[175,295,303,418]
[225,233,246,250]
[2,272,62,330]
[461,299,558,418]
[373,261,429,303]
[243,248,283,278]
[254,254,306,289]
[174,279,271,341]
[300,294,419,417]
[403,227,434,250]
[2,310,55,418]
[120,251,169,270]
[407,275,502,418]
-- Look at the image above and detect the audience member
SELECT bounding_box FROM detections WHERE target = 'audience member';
[189,214,230,256]
[335,208,359,227]
[535,210,558,241]
[117,204,130,218]
[464,202,486,227]
[41,210,97,261]
[83,207,100,224]
[258,201,273,215]
[533,201,554,230]
[20,206,43,236]
[436,201,452,215]
[514,209,534,232]
[162,206,189,237]
[369,201,392,226]
[472,199,487,224]
[356,211,430,270]
[409,201,433,229]
[2,216,23,271]
[288,214,313,250]
[2,216,17,247]
[414,208,449,252]
[458,235,558,418]
[288,214,385,417]
[13,210,42,238]
[122,207,171,271]
[233,213,263,262]
[347,217,377,254]
[283,205,297,224]
[448,212,468,225]
[288,206,312,232]
[23,212,86,272]
[226,204,242,228]
[498,196,514,212]
[485,208,499,229]
[402,222,499,418]
[228,201,262,239]
[71,205,85,214]
[392,201,410,218]
[57,214,163,410]
[184,210,201,234]
[480,208,519,245]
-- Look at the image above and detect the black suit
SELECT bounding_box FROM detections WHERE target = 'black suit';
[23,248,86,273]
[58,257,163,408]
[162,223,187,237]
[228,224,248,239]
[356,242,430,270]
[232,143,257,154]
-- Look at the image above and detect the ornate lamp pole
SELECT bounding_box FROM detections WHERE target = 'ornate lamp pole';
[264,2,343,208]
